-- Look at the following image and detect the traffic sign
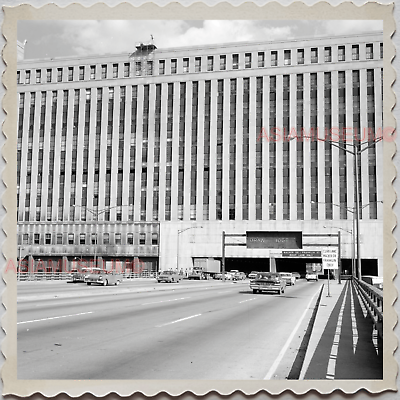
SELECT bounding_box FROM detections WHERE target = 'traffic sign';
[322,248,339,270]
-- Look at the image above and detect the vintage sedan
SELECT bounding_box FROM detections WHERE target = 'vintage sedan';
[279,272,296,286]
[70,268,91,283]
[157,270,182,283]
[248,271,259,280]
[85,268,122,286]
[306,272,319,282]
[250,272,286,294]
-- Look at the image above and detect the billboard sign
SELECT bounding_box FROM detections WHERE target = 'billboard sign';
[246,231,302,249]
[321,248,339,270]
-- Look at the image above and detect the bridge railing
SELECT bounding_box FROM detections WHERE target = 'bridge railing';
[17,271,159,282]
[353,277,383,338]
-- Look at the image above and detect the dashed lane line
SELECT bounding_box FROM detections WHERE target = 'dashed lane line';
[239,298,257,304]
[156,314,202,327]
[142,297,190,305]
[17,311,93,325]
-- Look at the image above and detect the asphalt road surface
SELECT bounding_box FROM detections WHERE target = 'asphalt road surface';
[18,278,323,380]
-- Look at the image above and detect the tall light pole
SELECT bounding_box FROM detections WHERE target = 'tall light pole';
[73,204,133,271]
[315,133,383,280]
[177,226,203,274]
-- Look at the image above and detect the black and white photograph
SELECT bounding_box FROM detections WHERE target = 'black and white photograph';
[2,1,397,397]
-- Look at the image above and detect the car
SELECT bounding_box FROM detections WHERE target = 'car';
[306,272,319,282]
[157,270,182,283]
[279,272,296,286]
[233,272,246,281]
[70,267,91,283]
[250,272,286,294]
[292,272,301,280]
[85,268,123,286]
[248,271,259,280]
[188,271,206,280]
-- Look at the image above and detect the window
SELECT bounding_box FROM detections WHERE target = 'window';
[80,233,86,245]
[101,64,107,79]
[338,46,345,61]
[324,47,332,62]
[45,233,51,245]
[17,71,20,84]
[68,233,74,245]
[352,45,359,60]
[195,57,201,72]
[34,233,40,245]
[47,69,52,83]
[68,67,73,81]
[220,55,226,70]
[36,69,41,83]
[311,48,318,63]
[207,56,213,71]
[171,59,177,74]
[135,61,141,76]
[380,43,383,59]
[284,50,291,65]
[271,51,277,66]
[103,233,109,245]
[57,234,63,245]
[183,58,189,73]
[297,49,304,64]
[245,53,252,68]
[159,60,165,75]
[57,68,63,82]
[127,233,134,245]
[91,233,97,245]
[258,52,265,67]
[90,65,96,79]
[139,233,146,245]
[25,70,31,84]
[79,66,84,80]
[366,44,373,59]
[152,233,158,245]
[113,63,118,78]
[124,62,130,77]
[115,233,121,245]
[232,54,239,69]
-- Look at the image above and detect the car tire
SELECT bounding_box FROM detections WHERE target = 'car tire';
[103,279,108,286]
[87,282,91,285]
[115,280,120,286]
[253,289,258,294]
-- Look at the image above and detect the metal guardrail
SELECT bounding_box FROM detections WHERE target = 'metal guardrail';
[17,271,159,282]
[353,277,383,338]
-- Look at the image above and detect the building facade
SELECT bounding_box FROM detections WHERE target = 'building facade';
[16,32,384,276]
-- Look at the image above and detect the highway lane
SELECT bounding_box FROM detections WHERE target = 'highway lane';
[18,279,323,379]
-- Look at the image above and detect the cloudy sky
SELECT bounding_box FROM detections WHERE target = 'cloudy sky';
[18,20,383,60]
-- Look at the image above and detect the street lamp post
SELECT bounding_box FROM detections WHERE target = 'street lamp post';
[73,204,133,272]
[177,226,203,274]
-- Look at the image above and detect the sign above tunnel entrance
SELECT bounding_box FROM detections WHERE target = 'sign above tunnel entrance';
[246,231,302,249]
[282,250,322,258]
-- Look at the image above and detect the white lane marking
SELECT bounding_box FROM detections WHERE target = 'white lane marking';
[326,283,348,379]
[142,297,189,305]
[157,314,202,327]
[17,311,93,325]
[264,285,322,380]
[350,283,358,354]
[239,298,257,304]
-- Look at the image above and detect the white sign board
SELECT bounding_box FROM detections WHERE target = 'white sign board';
[322,248,339,270]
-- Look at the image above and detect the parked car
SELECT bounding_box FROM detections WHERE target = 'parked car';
[188,271,206,280]
[157,270,182,283]
[248,271,259,280]
[250,272,286,294]
[279,272,296,286]
[71,267,91,283]
[233,271,246,281]
[85,268,122,286]
[292,272,301,280]
[306,272,319,282]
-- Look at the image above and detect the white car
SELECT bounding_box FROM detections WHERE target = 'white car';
[279,272,296,286]
[306,272,319,282]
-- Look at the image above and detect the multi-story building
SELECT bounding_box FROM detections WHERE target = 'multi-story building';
[16,32,384,277]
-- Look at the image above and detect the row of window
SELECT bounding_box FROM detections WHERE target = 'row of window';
[20,232,159,246]
[17,42,382,84]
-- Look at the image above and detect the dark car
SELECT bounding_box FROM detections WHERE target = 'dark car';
[70,268,91,283]
[250,272,286,294]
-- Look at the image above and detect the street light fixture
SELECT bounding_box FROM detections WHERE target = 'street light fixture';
[177,226,203,274]
[73,204,133,272]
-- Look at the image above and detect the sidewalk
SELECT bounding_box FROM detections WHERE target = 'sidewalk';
[300,279,383,380]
